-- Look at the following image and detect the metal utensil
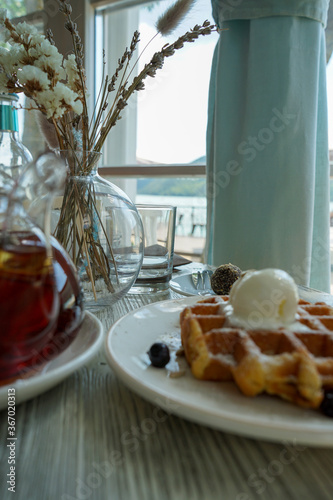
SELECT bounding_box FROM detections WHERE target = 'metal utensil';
[191,271,199,290]
[192,270,214,295]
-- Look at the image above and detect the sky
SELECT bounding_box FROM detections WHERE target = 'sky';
[136,0,218,164]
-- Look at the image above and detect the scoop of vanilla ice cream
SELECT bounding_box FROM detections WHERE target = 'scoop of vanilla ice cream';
[228,268,299,328]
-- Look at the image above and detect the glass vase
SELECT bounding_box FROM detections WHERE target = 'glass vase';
[53,150,144,310]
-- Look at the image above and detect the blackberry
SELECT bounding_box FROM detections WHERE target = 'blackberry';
[147,343,170,368]
[320,391,333,417]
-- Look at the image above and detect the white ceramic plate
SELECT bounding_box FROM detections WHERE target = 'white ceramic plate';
[0,312,104,410]
[105,296,333,447]
[170,272,215,296]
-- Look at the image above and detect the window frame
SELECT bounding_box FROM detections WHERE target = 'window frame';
[15,0,207,178]
[91,0,208,176]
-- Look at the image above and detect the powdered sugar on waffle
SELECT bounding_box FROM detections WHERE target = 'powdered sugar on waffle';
[180,293,333,408]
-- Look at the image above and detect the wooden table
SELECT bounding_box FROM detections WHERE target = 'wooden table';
[1,266,333,500]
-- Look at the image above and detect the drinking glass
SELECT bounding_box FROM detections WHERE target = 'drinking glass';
[129,205,176,294]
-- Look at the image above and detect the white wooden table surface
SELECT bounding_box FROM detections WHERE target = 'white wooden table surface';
[1,265,333,500]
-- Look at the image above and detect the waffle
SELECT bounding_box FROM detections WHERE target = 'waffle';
[180,296,333,408]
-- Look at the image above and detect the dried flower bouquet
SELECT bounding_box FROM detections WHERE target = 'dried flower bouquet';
[0,0,216,299]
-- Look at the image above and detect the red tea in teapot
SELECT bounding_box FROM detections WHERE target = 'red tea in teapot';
[0,232,84,382]
[0,152,85,382]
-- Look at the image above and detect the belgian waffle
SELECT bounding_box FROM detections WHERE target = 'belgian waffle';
[180,296,333,408]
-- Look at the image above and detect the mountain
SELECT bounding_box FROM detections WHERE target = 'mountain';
[137,177,206,196]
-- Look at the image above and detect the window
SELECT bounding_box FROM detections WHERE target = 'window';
[4,0,218,261]
[94,0,218,167]
[2,0,218,168]
[9,1,218,168]
[0,0,43,19]
[93,0,218,260]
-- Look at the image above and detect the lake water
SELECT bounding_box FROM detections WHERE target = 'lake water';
[135,194,207,237]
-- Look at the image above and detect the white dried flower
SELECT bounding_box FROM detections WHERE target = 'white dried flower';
[0,46,11,72]
[28,38,61,58]
[0,46,21,78]
[26,39,65,81]
[54,82,83,114]
[19,65,50,90]
[29,33,49,48]
[64,54,80,89]
[39,39,61,58]
[37,82,82,119]
[8,21,39,47]
[6,46,25,71]
[34,55,66,81]
[16,21,38,37]
[73,99,83,115]
[36,89,64,119]
[0,27,11,44]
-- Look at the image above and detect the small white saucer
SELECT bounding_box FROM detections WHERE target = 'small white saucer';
[170,272,215,296]
[0,312,104,410]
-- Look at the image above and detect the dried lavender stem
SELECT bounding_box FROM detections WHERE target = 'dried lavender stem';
[89,77,109,149]
[94,21,216,152]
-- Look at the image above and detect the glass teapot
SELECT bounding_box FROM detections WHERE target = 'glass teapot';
[0,153,84,382]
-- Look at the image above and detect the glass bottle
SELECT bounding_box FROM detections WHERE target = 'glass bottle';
[0,153,84,382]
[0,93,33,185]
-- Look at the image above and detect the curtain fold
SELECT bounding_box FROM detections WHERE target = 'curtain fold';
[206,12,331,292]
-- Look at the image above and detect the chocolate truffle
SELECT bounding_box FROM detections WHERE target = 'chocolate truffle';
[210,263,242,295]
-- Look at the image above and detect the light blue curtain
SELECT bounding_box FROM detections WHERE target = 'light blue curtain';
[206,2,331,292]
